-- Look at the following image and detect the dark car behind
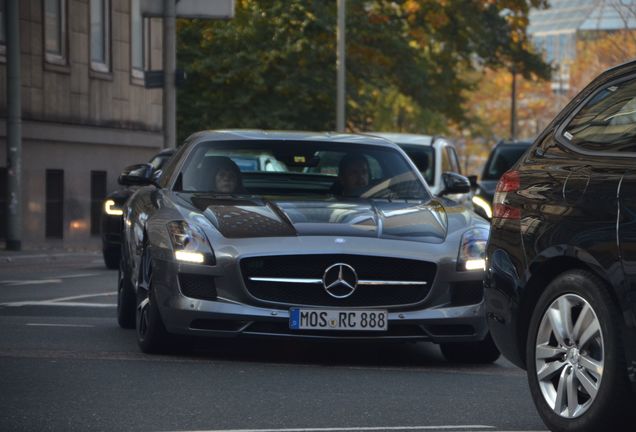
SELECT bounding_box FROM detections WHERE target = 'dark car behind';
[471,140,532,220]
[485,60,636,431]
[101,148,175,268]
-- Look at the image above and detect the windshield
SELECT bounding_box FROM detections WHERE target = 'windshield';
[176,140,430,201]
[396,144,435,185]
[482,146,529,181]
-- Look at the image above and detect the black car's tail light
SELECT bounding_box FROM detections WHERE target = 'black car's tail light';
[493,170,520,219]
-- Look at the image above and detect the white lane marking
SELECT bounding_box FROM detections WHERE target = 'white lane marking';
[0,279,62,286]
[25,323,95,328]
[45,292,116,303]
[0,292,116,307]
[60,273,100,279]
[0,301,115,307]
[0,273,101,286]
[161,426,495,432]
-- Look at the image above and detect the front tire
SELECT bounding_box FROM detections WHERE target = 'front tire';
[117,255,136,329]
[526,269,634,432]
[135,248,173,354]
[440,334,501,363]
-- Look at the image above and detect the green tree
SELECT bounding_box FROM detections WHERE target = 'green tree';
[177,0,550,142]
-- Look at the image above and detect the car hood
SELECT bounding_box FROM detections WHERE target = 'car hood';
[174,193,451,244]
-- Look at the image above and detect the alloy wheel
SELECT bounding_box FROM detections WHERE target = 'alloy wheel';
[534,293,604,419]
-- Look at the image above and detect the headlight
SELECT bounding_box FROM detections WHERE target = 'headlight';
[167,221,215,265]
[104,199,123,216]
[471,195,492,219]
[457,228,489,271]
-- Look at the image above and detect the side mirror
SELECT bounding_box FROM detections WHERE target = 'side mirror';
[118,163,156,186]
[440,172,471,196]
[467,175,478,189]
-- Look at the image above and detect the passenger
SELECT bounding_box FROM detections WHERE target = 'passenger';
[334,153,370,197]
[201,156,244,193]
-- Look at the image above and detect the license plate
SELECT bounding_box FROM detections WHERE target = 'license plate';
[289,308,388,331]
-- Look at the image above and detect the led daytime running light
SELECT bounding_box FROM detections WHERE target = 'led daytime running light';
[175,250,205,264]
[104,199,123,216]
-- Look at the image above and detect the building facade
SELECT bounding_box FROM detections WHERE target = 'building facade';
[0,0,164,249]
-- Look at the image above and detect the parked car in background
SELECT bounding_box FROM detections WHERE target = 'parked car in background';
[118,130,498,363]
[485,61,636,431]
[101,148,175,269]
[471,140,532,219]
[368,133,472,207]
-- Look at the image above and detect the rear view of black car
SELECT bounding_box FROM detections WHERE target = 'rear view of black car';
[471,140,532,220]
[485,61,636,431]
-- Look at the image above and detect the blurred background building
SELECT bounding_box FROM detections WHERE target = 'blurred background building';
[0,0,163,249]
[529,0,636,95]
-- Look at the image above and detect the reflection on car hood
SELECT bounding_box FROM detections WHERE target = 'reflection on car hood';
[177,193,449,243]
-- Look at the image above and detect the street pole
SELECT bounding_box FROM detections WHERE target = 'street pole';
[510,66,517,141]
[6,0,21,250]
[163,0,177,148]
[336,0,345,132]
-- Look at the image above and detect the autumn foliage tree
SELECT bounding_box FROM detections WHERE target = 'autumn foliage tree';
[461,27,636,172]
[176,0,550,143]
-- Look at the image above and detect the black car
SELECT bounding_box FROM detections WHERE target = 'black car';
[485,61,636,431]
[101,148,175,269]
[471,140,532,220]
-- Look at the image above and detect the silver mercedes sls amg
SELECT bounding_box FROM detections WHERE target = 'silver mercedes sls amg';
[117,130,498,362]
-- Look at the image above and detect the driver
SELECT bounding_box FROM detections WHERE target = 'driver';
[335,153,370,197]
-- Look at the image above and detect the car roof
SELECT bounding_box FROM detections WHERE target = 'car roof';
[494,139,533,148]
[186,129,398,149]
[364,132,435,147]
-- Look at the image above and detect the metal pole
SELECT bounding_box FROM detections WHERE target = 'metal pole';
[163,0,177,148]
[336,0,345,132]
[510,66,517,141]
[6,0,21,250]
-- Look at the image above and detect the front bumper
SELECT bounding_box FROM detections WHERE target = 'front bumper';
[151,257,489,343]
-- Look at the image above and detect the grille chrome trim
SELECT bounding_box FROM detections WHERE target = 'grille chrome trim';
[249,277,427,286]
[358,280,427,286]
[249,277,322,284]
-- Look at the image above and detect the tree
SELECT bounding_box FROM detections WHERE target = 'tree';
[176,0,550,142]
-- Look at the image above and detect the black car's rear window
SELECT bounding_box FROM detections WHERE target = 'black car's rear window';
[563,77,636,154]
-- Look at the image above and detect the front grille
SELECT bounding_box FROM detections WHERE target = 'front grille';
[450,281,484,306]
[241,255,436,307]
[178,273,217,300]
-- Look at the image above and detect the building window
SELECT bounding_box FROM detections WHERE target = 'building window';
[90,171,107,236]
[90,0,111,72]
[46,169,64,239]
[0,0,6,60]
[44,0,67,65]
[131,0,153,81]
[131,0,144,78]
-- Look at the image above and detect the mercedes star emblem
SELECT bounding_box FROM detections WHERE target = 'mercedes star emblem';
[323,263,358,299]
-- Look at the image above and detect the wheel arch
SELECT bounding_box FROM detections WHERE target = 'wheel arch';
[516,248,621,369]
